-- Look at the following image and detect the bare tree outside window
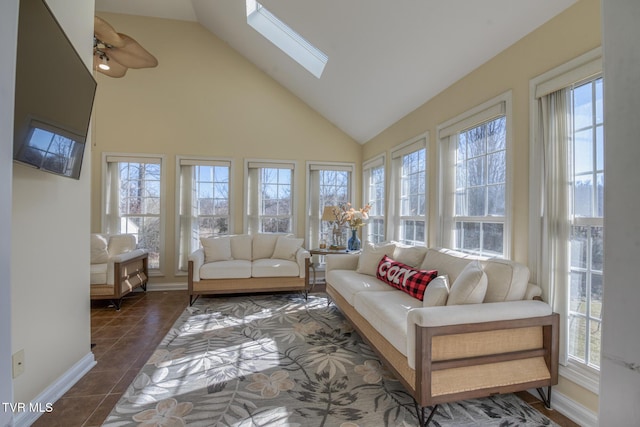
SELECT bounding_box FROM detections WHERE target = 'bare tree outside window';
[118,162,161,269]
[454,116,506,256]
[319,169,350,241]
[195,165,230,237]
[399,149,426,246]
[365,165,385,243]
[259,168,292,233]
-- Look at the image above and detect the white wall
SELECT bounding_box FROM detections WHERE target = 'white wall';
[10,0,95,412]
[0,1,18,425]
[599,0,640,424]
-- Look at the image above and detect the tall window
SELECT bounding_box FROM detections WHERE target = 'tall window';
[389,135,427,246]
[363,156,385,243]
[307,162,354,249]
[530,49,603,390]
[104,155,164,271]
[247,161,295,234]
[568,77,604,369]
[177,158,231,272]
[438,95,510,258]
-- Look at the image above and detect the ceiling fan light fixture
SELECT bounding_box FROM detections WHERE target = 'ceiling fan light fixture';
[98,53,110,71]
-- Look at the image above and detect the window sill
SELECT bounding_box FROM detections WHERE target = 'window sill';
[559,362,600,395]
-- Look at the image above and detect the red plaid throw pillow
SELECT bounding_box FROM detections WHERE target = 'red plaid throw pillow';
[376,255,437,301]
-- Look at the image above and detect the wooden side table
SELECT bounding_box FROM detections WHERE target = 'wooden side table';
[305,248,358,293]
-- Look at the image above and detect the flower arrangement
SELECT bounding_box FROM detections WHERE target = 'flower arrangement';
[332,203,371,230]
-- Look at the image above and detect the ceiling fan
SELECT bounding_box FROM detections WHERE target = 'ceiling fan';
[93,16,158,78]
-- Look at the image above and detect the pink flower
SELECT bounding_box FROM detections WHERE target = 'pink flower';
[246,370,295,398]
[354,360,395,384]
[132,398,193,427]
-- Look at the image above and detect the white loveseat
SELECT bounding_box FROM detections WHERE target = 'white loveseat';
[90,233,149,310]
[188,233,310,305]
[326,242,558,424]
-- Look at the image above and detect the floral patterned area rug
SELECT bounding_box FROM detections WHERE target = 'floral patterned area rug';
[102,293,558,427]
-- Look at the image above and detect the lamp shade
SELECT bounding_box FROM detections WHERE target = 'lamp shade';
[321,206,337,221]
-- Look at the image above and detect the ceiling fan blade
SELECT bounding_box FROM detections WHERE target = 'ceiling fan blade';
[107,34,158,69]
[93,54,128,78]
[94,16,125,48]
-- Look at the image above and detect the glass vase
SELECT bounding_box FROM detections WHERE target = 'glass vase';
[347,228,361,251]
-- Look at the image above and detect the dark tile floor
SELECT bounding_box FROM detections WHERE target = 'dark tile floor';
[32,289,580,427]
[33,290,188,427]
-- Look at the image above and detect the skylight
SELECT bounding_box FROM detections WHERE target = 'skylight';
[246,0,328,78]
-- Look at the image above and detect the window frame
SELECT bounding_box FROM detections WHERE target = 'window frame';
[568,76,604,371]
[437,91,513,258]
[102,152,167,276]
[529,47,603,394]
[306,161,355,249]
[362,154,386,244]
[244,159,297,235]
[175,156,234,275]
[388,133,428,246]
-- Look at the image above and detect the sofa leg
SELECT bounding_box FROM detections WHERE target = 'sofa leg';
[414,402,438,426]
[110,298,122,311]
[536,386,553,409]
[189,294,200,306]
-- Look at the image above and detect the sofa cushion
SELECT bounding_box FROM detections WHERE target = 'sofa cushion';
[271,236,303,261]
[252,233,289,260]
[446,260,488,305]
[420,248,473,284]
[90,263,107,285]
[481,259,530,302]
[327,270,395,305]
[230,234,252,261]
[392,243,428,268]
[201,236,233,262]
[356,241,396,276]
[252,259,300,277]
[108,234,137,256]
[200,260,251,279]
[376,256,438,301]
[91,234,109,264]
[354,290,422,357]
[422,275,450,307]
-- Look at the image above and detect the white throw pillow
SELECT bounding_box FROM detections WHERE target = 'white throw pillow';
[392,244,428,268]
[356,241,396,276]
[230,234,252,261]
[271,236,303,261]
[446,260,488,305]
[90,234,109,264]
[252,234,288,260]
[422,275,450,307]
[201,236,233,263]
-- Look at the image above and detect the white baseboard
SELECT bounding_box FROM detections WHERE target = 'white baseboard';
[14,352,96,427]
[527,388,598,427]
[145,282,187,291]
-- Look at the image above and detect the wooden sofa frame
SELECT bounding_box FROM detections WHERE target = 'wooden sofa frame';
[90,253,149,310]
[188,261,306,305]
[326,284,559,426]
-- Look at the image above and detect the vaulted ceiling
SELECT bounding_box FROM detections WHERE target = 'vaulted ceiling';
[95,0,577,143]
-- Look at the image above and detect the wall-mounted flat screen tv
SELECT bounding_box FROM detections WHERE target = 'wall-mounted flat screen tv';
[13,0,97,179]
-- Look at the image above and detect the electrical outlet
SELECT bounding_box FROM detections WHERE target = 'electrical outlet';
[12,349,25,378]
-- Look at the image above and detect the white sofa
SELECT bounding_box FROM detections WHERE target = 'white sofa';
[188,233,310,305]
[90,233,149,310]
[326,242,558,424]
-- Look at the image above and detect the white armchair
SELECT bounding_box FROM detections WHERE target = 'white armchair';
[90,233,148,310]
